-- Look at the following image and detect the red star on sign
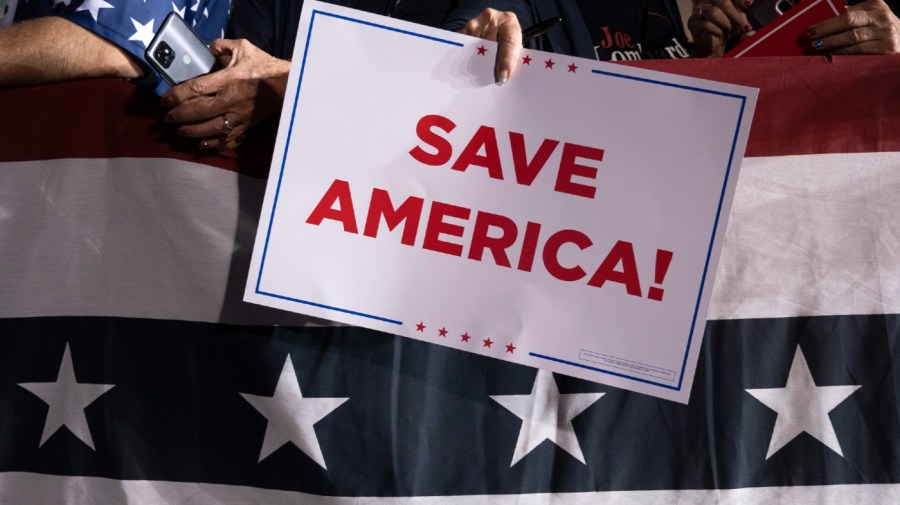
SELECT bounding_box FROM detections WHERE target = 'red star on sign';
[438,327,448,337]
[522,54,532,65]
[415,322,426,332]
[477,45,487,55]
[544,59,555,69]
[483,338,493,348]
[460,332,471,342]
[506,343,516,354]
[568,63,578,73]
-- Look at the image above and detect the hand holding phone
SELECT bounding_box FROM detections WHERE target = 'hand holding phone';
[145,12,216,85]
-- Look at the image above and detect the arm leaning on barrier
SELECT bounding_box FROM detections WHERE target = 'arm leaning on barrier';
[0,17,143,86]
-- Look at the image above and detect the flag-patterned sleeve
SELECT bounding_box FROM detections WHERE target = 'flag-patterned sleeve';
[41,0,230,95]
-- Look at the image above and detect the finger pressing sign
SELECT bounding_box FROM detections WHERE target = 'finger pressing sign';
[461,8,523,85]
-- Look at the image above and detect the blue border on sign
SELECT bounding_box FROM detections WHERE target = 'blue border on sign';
[255,9,752,392]
[529,70,749,392]
[254,10,462,327]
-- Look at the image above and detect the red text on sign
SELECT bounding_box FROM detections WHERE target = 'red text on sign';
[408,114,604,200]
[305,179,673,300]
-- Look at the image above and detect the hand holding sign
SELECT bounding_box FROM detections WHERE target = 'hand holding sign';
[457,8,523,84]
[806,0,900,55]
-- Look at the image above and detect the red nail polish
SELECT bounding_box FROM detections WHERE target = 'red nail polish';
[744,23,753,32]
[744,0,754,6]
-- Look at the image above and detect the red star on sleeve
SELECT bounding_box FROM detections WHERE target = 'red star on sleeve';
[477,45,487,55]
[438,327,448,337]
[415,322,426,332]
[482,338,494,348]
[505,343,516,354]
[522,54,532,65]
[460,332,471,342]
[568,63,578,73]
[544,59,555,69]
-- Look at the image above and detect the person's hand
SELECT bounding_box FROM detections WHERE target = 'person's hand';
[688,0,754,57]
[459,8,523,84]
[160,38,291,150]
[807,0,900,55]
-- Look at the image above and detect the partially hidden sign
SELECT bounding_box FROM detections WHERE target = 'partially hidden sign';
[245,1,757,403]
[727,0,846,58]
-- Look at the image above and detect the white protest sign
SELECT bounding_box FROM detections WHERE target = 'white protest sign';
[245,1,757,403]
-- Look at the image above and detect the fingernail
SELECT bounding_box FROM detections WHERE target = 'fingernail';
[199,141,210,150]
[806,27,816,37]
[744,0,754,6]
[813,39,823,49]
[176,128,188,136]
[743,23,753,32]
[496,70,509,86]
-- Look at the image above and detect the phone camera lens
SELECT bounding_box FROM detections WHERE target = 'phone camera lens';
[155,41,175,68]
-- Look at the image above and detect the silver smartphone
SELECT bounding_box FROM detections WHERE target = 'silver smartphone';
[145,12,216,85]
